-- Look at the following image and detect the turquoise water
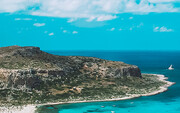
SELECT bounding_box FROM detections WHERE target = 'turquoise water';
[39,51,180,113]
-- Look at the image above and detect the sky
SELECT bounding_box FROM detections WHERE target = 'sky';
[0,0,180,51]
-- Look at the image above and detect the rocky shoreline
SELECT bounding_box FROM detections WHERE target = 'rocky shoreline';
[0,74,175,113]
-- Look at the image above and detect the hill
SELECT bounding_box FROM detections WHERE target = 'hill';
[0,46,171,106]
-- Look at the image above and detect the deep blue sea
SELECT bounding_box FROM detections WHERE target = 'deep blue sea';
[41,51,180,113]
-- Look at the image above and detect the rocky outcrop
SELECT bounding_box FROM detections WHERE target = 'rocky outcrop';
[0,46,141,90]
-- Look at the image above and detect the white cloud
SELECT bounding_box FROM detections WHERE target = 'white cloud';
[153,26,174,32]
[72,31,78,34]
[63,30,67,33]
[86,16,96,22]
[15,18,21,21]
[33,23,46,27]
[0,0,179,22]
[23,18,32,21]
[15,18,32,21]
[96,15,117,21]
[67,18,77,23]
[118,22,144,31]
[129,17,133,19]
[154,27,159,31]
[0,0,29,13]
[49,33,54,36]
[110,28,115,31]
[148,0,177,3]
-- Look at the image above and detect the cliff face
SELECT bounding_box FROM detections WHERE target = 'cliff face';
[0,46,141,90]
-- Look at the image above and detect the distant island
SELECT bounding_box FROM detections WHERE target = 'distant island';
[0,46,174,113]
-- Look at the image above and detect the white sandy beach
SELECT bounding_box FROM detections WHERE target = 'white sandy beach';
[0,74,175,113]
[0,105,36,113]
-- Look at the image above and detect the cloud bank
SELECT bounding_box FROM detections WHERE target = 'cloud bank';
[0,0,179,21]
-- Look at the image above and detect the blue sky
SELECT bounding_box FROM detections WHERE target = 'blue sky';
[0,0,180,50]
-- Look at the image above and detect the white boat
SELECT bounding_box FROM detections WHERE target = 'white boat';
[168,64,174,70]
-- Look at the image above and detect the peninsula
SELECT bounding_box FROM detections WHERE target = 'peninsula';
[0,46,174,113]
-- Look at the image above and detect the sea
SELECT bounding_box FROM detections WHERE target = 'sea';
[37,51,180,113]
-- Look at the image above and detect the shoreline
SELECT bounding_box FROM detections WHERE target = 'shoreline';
[0,74,175,113]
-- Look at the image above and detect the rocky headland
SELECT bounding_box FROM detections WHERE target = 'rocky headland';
[0,46,174,113]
